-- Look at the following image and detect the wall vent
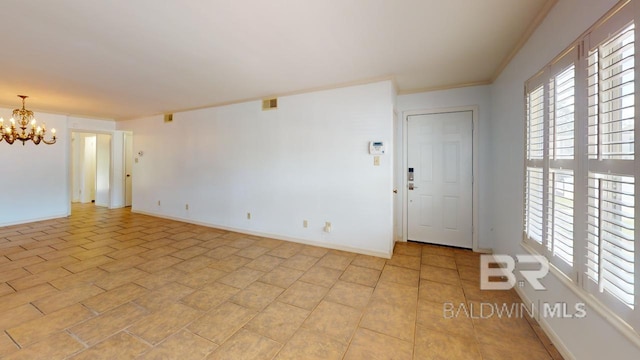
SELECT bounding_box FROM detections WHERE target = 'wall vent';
[164,113,173,123]
[262,98,278,111]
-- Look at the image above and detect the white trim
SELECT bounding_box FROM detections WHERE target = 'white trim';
[514,284,576,360]
[0,213,69,228]
[520,241,640,350]
[401,106,480,251]
[132,209,392,259]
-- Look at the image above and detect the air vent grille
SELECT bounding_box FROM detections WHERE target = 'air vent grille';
[262,98,277,110]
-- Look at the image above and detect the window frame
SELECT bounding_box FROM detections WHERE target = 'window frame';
[522,0,640,335]
[524,48,578,278]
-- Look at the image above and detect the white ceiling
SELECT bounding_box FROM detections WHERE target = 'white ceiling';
[0,0,552,120]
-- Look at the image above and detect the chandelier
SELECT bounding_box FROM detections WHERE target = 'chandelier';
[0,95,56,145]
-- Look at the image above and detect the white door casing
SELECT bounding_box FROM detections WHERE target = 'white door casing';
[407,111,473,248]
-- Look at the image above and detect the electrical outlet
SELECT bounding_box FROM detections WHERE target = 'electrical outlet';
[247,212,251,220]
[324,221,332,233]
[303,220,308,228]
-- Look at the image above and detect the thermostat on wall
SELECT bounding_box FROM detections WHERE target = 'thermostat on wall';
[369,141,385,155]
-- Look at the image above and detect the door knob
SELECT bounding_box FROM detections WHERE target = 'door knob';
[393,189,398,194]
[408,183,418,190]
[126,174,131,177]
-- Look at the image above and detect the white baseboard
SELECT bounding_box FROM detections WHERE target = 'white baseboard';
[0,213,70,228]
[514,287,575,360]
[132,209,392,259]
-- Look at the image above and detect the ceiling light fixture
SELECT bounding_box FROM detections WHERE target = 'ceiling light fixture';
[0,95,56,145]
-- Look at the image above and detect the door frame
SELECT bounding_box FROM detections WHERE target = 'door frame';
[401,106,479,251]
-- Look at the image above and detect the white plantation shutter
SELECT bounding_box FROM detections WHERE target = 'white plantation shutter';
[584,19,636,315]
[550,65,575,160]
[586,173,635,309]
[523,2,639,330]
[547,169,574,266]
[525,167,544,243]
[588,24,635,161]
[527,85,545,161]
[524,81,546,246]
[524,58,576,273]
[547,61,576,272]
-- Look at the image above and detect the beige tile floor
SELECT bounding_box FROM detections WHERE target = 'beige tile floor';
[0,204,564,359]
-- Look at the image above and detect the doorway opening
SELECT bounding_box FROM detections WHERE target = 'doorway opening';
[71,132,112,208]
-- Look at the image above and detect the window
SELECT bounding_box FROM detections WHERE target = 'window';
[525,83,545,245]
[524,52,577,275]
[523,2,638,330]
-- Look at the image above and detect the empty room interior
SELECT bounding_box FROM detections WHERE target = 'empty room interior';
[1,0,640,359]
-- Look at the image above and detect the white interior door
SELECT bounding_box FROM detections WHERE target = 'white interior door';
[124,132,133,207]
[407,111,473,248]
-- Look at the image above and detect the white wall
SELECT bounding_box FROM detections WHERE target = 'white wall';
[0,109,115,226]
[397,85,492,250]
[68,116,116,132]
[81,135,96,203]
[111,131,125,208]
[71,133,81,202]
[95,134,111,207]
[118,81,395,257]
[490,0,640,358]
[0,107,69,226]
